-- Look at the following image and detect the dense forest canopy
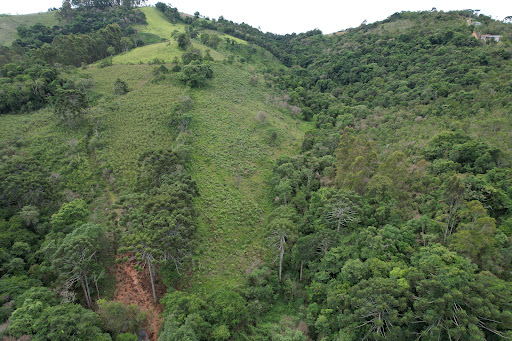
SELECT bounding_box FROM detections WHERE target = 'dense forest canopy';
[0,2,511,340]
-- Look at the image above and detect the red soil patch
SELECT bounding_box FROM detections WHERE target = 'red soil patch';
[113,258,166,341]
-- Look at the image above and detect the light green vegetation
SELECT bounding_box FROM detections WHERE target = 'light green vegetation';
[135,7,246,44]
[112,40,224,64]
[84,60,306,292]
[374,19,415,34]
[82,61,305,293]
[83,58,304,293]
[88,8,301,292]
[134,7,186,39]
[83,64,184,187]
[0,11,59,45]
[186,63,306,292]
[0,2,303,298]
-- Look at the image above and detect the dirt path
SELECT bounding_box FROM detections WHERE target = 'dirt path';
[113,259,165,341]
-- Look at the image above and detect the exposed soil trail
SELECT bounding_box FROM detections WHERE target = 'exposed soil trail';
[113,259,165,341]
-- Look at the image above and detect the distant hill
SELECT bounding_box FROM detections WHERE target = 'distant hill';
[0,11,59,45]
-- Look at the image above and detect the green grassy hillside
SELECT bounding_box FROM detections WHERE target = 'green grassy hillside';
[134,7,186,38]
[80,60,306,292]
[0,11,58,45]
[186,64,308,292]
[0,3,301,301]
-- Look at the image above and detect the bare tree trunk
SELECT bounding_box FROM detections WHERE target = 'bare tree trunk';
[80,276,91,308]
[300,261,303,282]
[148,260,157,305]
[84,273,92,307]
[94,275,100,300]
[279,235,285,282]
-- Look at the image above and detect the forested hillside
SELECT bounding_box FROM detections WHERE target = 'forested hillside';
[0,3,511,341]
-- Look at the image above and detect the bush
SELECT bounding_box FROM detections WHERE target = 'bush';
[179,61,213,87]
[116,333,138,341]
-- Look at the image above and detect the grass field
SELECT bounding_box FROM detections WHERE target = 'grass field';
[83,64,184,187]
[184,63,306,292]
[84,60,306,293]
[135,7,247,44]
[134,7,187,39]
[0,11,59,45]
[112,40,225,64]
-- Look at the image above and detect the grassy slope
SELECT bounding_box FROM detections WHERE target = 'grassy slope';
[113,7,250,65]
[82,64,184,187]
[88,9,307,292]
[115,7,221,64]
[0,11,59,45]
[187,64,307,292]
[0,6,305,299]
[134,7,187,39]
[82,60,307,292]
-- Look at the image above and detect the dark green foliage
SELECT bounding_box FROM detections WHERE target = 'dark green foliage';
[52,223,110,307]
[53,88,88,128]
[155,2,181,23]
[160,288,249,340]
[424,130,502,174]
[177,33,191,50]
[0,154,57,220]
[200,33,221,49]
[179,61,213,87]
[50,199,89,235]
[118,149,198,303]
[96,299,147,337]
[182,48,202,65]
[32,303,111,340]
[0,61,58,114]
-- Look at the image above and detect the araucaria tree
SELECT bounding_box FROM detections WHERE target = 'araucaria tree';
[52,223,109,308]
[118,150,198,304]
[327,200,358,232]
[267,206,298,282]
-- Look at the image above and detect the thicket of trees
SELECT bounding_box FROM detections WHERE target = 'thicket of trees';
[151,8,512,340]
[0,3,148,115]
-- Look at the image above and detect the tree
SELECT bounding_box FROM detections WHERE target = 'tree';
[267,207,298,281]
[179,61,213,87]
[120,36,134,52]
[113,78,128,108]
[96,299,147,337]
[169,96,194,133]
[53,89,88,129]
[50,199,89,235]
[327,199,358,232]
[158,314,199,341]
[177,33,191,50]
[340,277,414,340]
[408,244,512,340]
[335,127,377,194]
[33,303,111,341]
[441,174,466,241]
[119,150,197,304]
[57,0,73,22]
[119,216,160,304]
[19,205,40,227]
[52,223,109,308]
[8,299,49,337]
